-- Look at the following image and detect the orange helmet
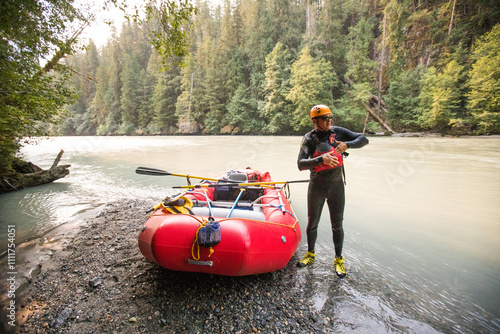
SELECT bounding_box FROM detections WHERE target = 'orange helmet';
[310,105,332,119]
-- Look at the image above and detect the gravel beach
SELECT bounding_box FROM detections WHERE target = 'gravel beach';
[2,199,339,334]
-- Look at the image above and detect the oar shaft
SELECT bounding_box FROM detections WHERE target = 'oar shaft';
[136,167,309,186]
[136,167,219,181]
[168,173,219,182]
[174,180,309,189]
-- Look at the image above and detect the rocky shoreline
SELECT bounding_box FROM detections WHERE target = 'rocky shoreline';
[1,199,339,334]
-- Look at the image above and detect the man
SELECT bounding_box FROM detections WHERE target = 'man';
[297,104,369,278]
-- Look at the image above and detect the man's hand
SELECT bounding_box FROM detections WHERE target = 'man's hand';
[322,152,339,167]
[334,140,347,154]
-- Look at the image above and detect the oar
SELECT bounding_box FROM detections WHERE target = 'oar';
[136,166,309,187]
[135,167,220,182]
[173,179,309,189]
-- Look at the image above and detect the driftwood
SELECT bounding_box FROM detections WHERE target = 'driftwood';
[0,150,71,194]
[363,103,394,133]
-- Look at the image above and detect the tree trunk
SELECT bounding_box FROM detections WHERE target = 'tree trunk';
[448,0,457,35]
[378,11,387,116]
[38,16,93,75]
[306,0,311,36]
[0,150,71,194]
[188,72,194,120]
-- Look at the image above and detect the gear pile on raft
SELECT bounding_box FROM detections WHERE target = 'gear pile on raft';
[136,167,303,276]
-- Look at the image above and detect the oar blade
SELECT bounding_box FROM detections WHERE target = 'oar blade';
[135,167,172,176]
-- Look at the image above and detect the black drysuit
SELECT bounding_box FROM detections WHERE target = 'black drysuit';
[297,126,369,256]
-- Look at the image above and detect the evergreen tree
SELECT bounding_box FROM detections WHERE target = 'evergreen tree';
[176,1,217,133]
[345,17,378,85]
[93,32,123,135]
[267,0,304,58]
[264,42,294,134]
[153,71,182,134]
[120,53,143,133]
[239,0,272,107]
[384,0,411,79]
[313,0,348,78]
[225,83,261,134]
[137,68,154,131]
[62,40,101,135]
[386,66,424,131]
[175,54,199,131]
[148,51,182,134]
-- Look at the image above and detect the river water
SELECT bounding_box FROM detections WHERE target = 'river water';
[0,136,499,333]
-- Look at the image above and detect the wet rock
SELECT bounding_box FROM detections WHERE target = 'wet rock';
[50,307,72,328]
[89,276,103,288]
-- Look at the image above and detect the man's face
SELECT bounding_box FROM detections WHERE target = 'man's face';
[313,115,332,131]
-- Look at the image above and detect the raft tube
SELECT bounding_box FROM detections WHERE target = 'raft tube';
[138,169,301,276]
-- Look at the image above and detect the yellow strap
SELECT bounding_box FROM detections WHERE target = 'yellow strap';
[191,224,204,260]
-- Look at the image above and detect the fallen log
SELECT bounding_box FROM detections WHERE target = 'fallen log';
[363,103,394,133]
[0,150,71,194]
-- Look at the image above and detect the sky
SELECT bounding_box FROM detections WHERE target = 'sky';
[78,0,144,48]
[79,0,224,48]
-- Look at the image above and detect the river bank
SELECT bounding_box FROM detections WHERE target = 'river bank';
[1,199,336,334]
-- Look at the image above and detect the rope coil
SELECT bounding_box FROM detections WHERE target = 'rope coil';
[191,217,217,260]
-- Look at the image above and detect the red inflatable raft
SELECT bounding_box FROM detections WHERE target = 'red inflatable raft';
[138,169,301,276]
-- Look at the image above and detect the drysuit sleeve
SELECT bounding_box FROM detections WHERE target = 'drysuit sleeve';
[297,135,323,171]
[335,127,369,149]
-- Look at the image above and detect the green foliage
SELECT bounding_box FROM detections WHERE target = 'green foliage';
[333,83,375,132]
[346,17,378,84]
[418,61,467,130]
[288,46,336,132]
[0,0,81,171]
[313,0,348,77]
[121,54,143,128]
[263,42,294,134]
[468,24,500,134]
[92,37,123,133]
[225,84,263,134]
[51,0,500,140]
[386,67,424,131]
[145,0,198,70]
[151,66,182,134]
[385,0,411,78]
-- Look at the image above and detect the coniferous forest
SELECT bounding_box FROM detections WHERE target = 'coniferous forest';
[54,0,500,136]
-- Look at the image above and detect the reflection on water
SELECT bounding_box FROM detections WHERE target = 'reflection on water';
[0,136,499,333]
